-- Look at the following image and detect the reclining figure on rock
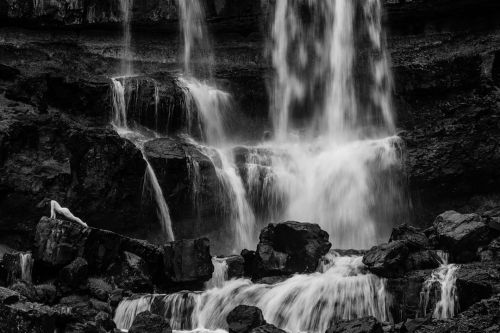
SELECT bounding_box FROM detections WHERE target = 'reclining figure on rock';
[50,200,88,227]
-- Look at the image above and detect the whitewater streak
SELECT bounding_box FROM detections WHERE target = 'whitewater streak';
[114,253,391,333]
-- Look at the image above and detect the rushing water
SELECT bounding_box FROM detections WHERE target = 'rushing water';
[114,253,391,333]
[419,252,459,319]
[205,257,229,289]
[119,0,134,76]
[19,252,33,283]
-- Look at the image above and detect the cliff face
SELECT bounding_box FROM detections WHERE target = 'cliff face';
[1,0,500,247]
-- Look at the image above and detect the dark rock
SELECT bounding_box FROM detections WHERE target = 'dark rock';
[249,324,287,333]
[478,236,500,262]
[254,222,331,278]
[88,278,112,302]
[389,224,430,250]
[455,262,498,311]
[8,281,37,301]
[129,311,172,333]
[59,257,89,289]
[227,305,266,333]
[95,311,116,332]
[108,251,154,293]
[2,251,32,285]
[163,238,213,285]
[0,64,20,81]
[326,316,383,333]
[0,286,20,304]
[226,255,245,279]
[241,249,257,278]
[434,211,493,262]
[109,289,124,307]
[0,301,57,333]
[362,241,410,277]
[403,250,440,272]
[34,284,57,305]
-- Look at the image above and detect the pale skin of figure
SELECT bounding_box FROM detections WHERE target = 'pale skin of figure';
[50,200,88,227]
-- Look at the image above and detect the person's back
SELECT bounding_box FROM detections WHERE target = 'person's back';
[50,200,88,227]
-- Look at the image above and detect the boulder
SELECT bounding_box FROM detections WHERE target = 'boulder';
[0,301,57,333]
[129,311,172,333]
[362,241,410,277]
[254,222,331,278]
[34,284,57,305]
[226,255,245,279]
[433,211,493,262]
[88,278,112,302]
[95,311,116,332]
[108,251,154,293]
[241,249,257,278]
[478,236,500,262]
[455,263,498,311]
[59,257,89,289]
[0,287,20,305]
[227,305,266,333]
[389,224,430,250]
[249,324,287,333]
[403,250,441,272]
[325,316,383,333]
[8,281,37,301]
[163,238,214,286]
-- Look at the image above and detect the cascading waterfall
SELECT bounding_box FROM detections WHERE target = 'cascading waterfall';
[114,253,391,333]
[205,257,229,289]
[119,0,134,76]
[19,252,33,283]
[111,78,175,242]
[419,252,459,319]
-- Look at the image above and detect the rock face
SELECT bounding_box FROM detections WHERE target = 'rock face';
[163,238,214,286]
[433,211,495,262]
[129,311,172,333]
[325,317,383,333]
[362,241,411,277]
[0,301,57,333]
[227,305,266,333]
[389,224,430,249]
[253,222,331,278]
[58,257,89,289]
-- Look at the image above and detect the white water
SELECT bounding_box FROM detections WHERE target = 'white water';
[119,0,134,76]
[205,257,229,289]
[111,78,175,242]
[419,252,459,319]
[19,252,33,283]
[114,254,391,333]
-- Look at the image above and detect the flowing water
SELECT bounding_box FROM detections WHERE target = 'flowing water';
[114,253,391,333]
[419,252,459,319]
[119,0,134,76]
[19,252,33,283]
[205,257,229,289]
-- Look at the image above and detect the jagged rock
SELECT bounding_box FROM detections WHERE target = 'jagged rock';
[404,250,440,272]
[163,238,214,286]
[434,211,493,262]
[249,324,287,333]
[59,257,89,289]
[129,311,172,333]
[478,236,500,262]
[0,286,20,304]
[241,249,257,278]
[109,289,124,307]
[363,241,410,277]
[326,316,383,333]
[227,305,266,333]
[226,255,245,279]
[108,251,154,293]
[34,284,57,305]
[95,311,116,332]
[9,281,37,301]
[0,301,57,333]
[88,278,112,302]
[389,224,430,250]
[455,263,498,311]
[254,222,331,278]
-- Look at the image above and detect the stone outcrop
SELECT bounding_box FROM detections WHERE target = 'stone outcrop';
[0,301,57,333]
[227,305,266,333]
[252,222,331,278]
[129,311,172,333]
[325,317,383,333]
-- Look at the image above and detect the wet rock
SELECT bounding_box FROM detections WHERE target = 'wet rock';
[254,222,331,278]
[163,238,214,286]
[226,255,245,279]
[478,236,500,262]
[389,224,430,250]
[88,278,112,302]
[434,211,493,262]
[34,284,57,305]
[2,251,29,285]
[227,305,266,333]
[0,286,20,304]
[250,324,287,333]
[129,311,172,333]
[95,311,116,332]
[9,281,37,301]
[109,289,124,307]
[326,316,383,333]
[241,249,257,278]
[0,64,20,81]
[403,250,440,272]
[0,301,57,333]
[59,257,89,289]
[363,241,410,277]
[108,251,154,293]
[455,262,498,311]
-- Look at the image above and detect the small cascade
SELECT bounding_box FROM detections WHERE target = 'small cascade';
[119,0,134,76]
[19,252,33,283]
[114,255,391,333]
[114,295,154,330]
[110,78,175,242]
[419,252,459,319]
[205,257,229,289]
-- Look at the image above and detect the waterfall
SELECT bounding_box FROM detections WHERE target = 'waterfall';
[113,254,391,333]
[419,252,459,319]
[119,0,134,76]
[205,257,229,289]
[19,252,33,283]
[110,78,175,242]
[114,295,154,330]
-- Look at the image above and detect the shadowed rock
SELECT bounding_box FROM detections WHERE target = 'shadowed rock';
[326,317,383,333]
[227,305,266,333]
[129,311,172,333]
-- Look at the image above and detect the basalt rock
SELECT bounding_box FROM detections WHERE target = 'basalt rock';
[362,241,411,278]
[326,316,383,333]
[389,224,430,250]
[129,311,172,333]
[253,222,331,278]
[163,238,214,287]
[433,211,494,262]
[0,301,57,333]
[226,255,245,279]
[58,257,89,289]
[107,251,154,293]
[227,305,266,333]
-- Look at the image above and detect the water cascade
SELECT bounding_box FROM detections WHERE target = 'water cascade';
[419,252,459,319]
[205,257,229,289]
[119,0,133,76]
[19,252,33,283]
[114,254,391,333]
